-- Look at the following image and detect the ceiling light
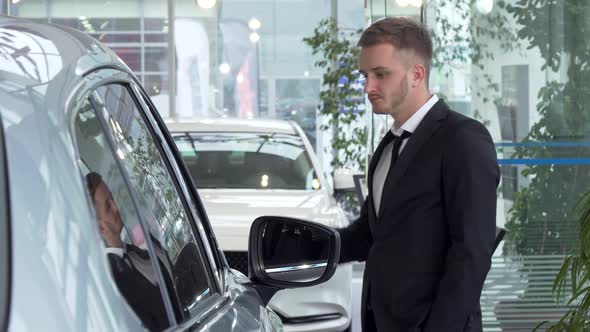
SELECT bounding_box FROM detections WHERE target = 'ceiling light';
[248,18,261,30]
[219,63,230,74]
[476,0,494,14]
[117,148,125,160]
[312,179,320,190]
[249,32,260,43]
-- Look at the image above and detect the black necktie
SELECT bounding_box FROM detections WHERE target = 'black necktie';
[375,131,396,163]
[386,130,411,179]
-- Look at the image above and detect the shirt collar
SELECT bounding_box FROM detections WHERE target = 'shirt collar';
[391,94,439,136]
[105,245,125,258]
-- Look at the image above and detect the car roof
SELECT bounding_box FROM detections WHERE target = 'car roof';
[0,16,130,116]
[166,118,298,135]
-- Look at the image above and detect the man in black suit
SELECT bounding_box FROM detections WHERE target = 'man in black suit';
[86,172,177,331]
[338,17,500,331]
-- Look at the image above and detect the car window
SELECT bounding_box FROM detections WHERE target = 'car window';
[172,132,321,190]
[133,87,227,292]
[72,98,175,331]
[91,84,215,316]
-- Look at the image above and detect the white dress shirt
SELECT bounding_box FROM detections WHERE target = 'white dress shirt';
[104,244,159,285]
[105,246,125,257]
[373,94,439,214]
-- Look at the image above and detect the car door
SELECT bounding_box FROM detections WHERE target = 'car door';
[76,68,275,331]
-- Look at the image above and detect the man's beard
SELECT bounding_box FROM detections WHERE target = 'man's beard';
[371,75,409,115]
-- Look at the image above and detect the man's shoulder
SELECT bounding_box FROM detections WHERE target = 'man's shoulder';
[442,108,489,135]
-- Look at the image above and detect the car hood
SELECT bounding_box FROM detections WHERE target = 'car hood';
[198,189,349,251]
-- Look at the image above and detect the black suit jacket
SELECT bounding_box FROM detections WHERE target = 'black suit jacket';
[108,248,170,331]
[107,241,182,331]
[339,100,500,332]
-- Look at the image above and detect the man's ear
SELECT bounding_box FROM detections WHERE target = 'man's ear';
[410,63,427,88]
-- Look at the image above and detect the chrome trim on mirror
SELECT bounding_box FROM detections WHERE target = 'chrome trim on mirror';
[266,262,327,274]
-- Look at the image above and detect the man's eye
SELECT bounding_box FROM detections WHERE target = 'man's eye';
[376,72,385,78]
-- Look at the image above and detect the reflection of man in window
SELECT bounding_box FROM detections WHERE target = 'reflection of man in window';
[86,171,175,331]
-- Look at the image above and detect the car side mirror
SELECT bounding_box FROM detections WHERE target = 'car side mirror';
[248,216,340,289]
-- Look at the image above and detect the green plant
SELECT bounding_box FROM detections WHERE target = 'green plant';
[504,0,590,259]
[302,18,366,172]
[494,0,590,329]
[534,193,590,330]
[429,0,590,328]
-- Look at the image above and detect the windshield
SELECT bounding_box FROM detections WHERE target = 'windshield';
[173,132,321,190]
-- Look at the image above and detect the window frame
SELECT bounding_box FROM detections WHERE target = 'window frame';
[74,89,180,326]
[129,81,242,329]
[88,83,220,315]
[131,83,232,292]
[66,67,230,329]
[0,110,11,332]
[129,82,224,284]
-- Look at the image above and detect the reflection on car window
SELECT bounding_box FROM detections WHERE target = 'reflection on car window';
[73,98,173,331]
[93,84,213,315]
[173,132,321,190]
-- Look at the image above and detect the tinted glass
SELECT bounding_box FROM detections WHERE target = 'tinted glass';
[93,84,213,315]
[73,98,172,331]
[173,132,321,190]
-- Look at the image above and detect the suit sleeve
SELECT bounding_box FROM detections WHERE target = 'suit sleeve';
[337,197,372,263]
[423,120,500,331]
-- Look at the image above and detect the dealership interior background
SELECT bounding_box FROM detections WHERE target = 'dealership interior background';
[2,0,588,330]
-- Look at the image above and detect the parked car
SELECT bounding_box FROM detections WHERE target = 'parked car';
[167,118,353,332]
[0,16,341,332]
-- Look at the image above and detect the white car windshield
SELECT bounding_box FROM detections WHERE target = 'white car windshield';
[173,132,321,190]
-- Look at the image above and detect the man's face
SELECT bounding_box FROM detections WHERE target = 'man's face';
[93,181,123,240]
[359,43,412,116]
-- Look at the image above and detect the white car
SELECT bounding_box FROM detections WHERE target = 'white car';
[1,17,344,332]
[168,118,353,332]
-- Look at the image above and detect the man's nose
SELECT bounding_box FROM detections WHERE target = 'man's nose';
[364,77,374,94]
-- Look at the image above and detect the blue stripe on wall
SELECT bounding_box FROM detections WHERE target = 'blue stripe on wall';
[498,158,590,165]
[495,142,590,147]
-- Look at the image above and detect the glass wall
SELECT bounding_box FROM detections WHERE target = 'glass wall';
[9,0,586,328]
[10,0,170,109]
[425,0,590,330]
[9,0,365,162]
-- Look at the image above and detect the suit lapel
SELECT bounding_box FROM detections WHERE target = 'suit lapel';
[378,100,450,217]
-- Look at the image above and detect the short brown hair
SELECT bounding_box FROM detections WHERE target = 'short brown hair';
[358,17,433,75]
[86,171,103,200]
